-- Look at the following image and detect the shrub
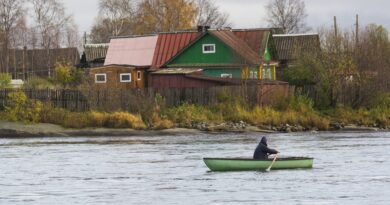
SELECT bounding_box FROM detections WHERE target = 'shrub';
[276,94,314,112]
[166,103,216,126]
[63,112,92,129]
[24,76,55,89]
[41,108,147,129]
[150,113,174,130]
[40,105,68,125]
[54,62,73,87]
[3,91,43,123]
[54,62,85,88]
[105,112,146,129]
[328,106,373,126]
[0,73,11,88]
[89,111,107,127]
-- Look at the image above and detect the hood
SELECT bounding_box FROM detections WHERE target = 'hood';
[260,137,268,146]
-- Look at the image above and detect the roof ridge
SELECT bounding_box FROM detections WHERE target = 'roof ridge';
[273,33,319,37]
[111,34,158,39]
[232,28,275,31]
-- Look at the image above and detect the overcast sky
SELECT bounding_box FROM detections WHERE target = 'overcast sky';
[62,0,389,34]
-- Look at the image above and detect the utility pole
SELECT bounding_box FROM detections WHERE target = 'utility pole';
[84,32,87,47]
[47,37,51,77]
[333,16,338,39]
[355,14,359,45]
[333,16,340,52]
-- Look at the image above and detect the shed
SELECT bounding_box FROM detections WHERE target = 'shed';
[273,33,320,63]
[89,65,146,89]
[273,33,321,80]
[8,47,80,79]
[83,43,109,68]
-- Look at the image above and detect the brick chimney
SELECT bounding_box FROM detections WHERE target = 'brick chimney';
[197,25,210,33]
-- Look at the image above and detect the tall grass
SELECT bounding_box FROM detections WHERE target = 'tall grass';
[3,90,389,131]
[163,95,330,130]
[40,106,146,129]
[165,103,221,126]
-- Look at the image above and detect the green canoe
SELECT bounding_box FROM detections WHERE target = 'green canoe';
[203,157,313,172]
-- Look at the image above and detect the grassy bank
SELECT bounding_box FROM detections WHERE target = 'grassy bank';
[1,91,389,131]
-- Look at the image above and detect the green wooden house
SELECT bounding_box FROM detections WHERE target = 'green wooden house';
[165,29,278,80]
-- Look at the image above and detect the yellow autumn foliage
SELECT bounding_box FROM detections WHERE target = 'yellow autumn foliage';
[136,0,197,34]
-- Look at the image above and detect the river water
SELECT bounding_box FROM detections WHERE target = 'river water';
[0,132,389,205]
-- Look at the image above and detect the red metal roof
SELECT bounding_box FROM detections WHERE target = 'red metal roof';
[151,32,200,69]
[210,30,262,65]
[232,29,271,55]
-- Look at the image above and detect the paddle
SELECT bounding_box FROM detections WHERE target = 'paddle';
[266,154,278,172]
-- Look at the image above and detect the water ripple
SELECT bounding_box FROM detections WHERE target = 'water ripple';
[0,132,389,204]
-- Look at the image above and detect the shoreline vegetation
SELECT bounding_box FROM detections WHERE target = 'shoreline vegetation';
[0,90,389,138]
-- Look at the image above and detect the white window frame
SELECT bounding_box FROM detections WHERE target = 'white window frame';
[202,44,216,54]
[249,71,254,79]
[137,71,142,81]
[120,73,132,83]
[221,73,233,78]
[262,67,272,80]
[95,73,107,83]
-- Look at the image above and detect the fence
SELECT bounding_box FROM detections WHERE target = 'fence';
[0,89,89,111]
[0,84,289,112]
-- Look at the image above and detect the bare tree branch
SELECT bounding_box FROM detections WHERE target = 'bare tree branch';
[194,0,231,28]
[0,0,26,73]
[90,0,137,43]
[31,0,73,49]
[266,0,308,34]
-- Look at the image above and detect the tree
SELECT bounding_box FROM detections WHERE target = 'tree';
[90,0,136,43]
[194,0,231,28]
[89,0,231,41]
[0,0,26,73]
[99,0,135,36]
[64,18,81,48]
[54,62,72,87]
[9,16,29,48]
[31,0,73,49]
[135,0,197,34]
[54,62,84,88]
[265,0,308,34]
[30,0,77,77]
[288,22,390,108]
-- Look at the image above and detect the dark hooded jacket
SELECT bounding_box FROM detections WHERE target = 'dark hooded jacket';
[253,137,278,159]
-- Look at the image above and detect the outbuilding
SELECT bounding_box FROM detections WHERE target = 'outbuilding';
[89,65,146,89]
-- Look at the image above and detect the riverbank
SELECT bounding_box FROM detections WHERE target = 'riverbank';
[0,121,384,138]
[0,121,200,138]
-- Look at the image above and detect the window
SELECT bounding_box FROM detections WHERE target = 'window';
[254,71,258,79]
[262,68,272,80]
[137,71,142,81]
[202,44,216,53]
[120,73,132,82]
[249,71,254,79]
[95,74,107,83]
[221,73,233,78]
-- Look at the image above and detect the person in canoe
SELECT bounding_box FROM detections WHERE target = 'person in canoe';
[253,136,279,159]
